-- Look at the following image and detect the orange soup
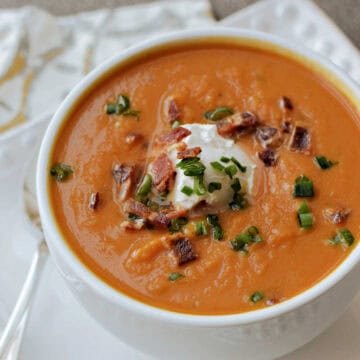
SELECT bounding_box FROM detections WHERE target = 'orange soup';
[49,42,360,315]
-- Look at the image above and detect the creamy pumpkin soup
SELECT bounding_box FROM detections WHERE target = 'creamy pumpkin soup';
[49,42,360,315]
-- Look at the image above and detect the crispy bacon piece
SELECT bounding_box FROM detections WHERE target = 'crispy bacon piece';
[156,127,191,147]
[123,198,152,219]
[150,213,171,229]
[279,96,294,111]
[289,126,311,154]
[216,112,259,137]
[149,153,175,192]
[171,237,197,266]
[258,148,278,167]
[323,207,351,224]
[89,192,100,210]
[256,126,282,149]
[112,164,136,201]
[177,146,202,159]
[164,97,181,124]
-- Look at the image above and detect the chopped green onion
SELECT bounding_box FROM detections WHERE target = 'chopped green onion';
[220,156,230,163]
[229,192,248,210]
[204,106,234,121]
[206,214,224,241]
[105,103,119,114]
[231,226,263,253]
[181,185,194,196]
[117,94,130,110]
[231,178,241,193]
[293,175,314,198]
[210,161,225,171]
[297,200,314,228]
[172,120,181,128]
[250,291,264,303]
[176,157,200,168]
[314,156,337,170]
[169,217,188,234]
[136,174,152,198]
[298,213,314,228]
[193,177,206,195]
[50,163,73,182]
[194,221,208,236]
[122,109,140,120]
[230,157,247,173]
[208,182,222,193]
[168,272,184,281]
[224,165,237,179]
[329,229,355,247]
[177,157,206,177]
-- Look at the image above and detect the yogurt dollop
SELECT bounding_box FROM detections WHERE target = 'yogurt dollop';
[166,124,256,211]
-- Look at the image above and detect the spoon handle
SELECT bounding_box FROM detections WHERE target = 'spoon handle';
[0,240,48,358]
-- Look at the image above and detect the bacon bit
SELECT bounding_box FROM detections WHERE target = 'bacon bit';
[120,218,146,231]
[171,237,197,266]
[163,208,188,220]
[112,163,134,184]
[156,127,191,147]
[125,132,143,145]
[323,207,352,224]
[149,153,175,192]
[256,126,282,149]
[289,126,311,154]
[150,213,171,229]
[258,148,278,167]
[216,112,259,137]
[281,121,291,133]
[177,146,202,159]
[89,192,100,210]
[123,198,152,219]
[266,297,282,306]
[279,96,294,111]
[164,97,181,124]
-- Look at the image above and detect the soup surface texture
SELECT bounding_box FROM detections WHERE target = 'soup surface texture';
[50,43,360,315]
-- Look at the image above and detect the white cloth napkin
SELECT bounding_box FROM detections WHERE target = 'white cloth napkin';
[0,0,215,327]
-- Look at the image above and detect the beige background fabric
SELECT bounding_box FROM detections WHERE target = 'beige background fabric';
[0,0,359,47]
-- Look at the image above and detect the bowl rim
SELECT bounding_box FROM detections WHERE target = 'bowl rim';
[37,27,360,327]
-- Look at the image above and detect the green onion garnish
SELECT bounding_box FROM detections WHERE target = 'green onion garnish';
[314,156,337,170]
[293,175,314,198]
[168,272,184,281]
[194,221,208,236]
[297,200,314,228]
[224,165,237,179]
[128,213,140,220]
[117,94,130,110]
[177,157,206,177]
[329,229,355,247]
[210,161,225,171]
[172,120,181,128]
[169,217,188,234]
[229,192,248,210]
[230,157,246,173]
[220,156,230,163]
[204,106,234,121]
[206,214,224,241]
[231,226,262,253]
[50,163,73,182]
[231,178,241,193]
[194,176,207,195]
[105,103,119,114]
[181,185,193,196]
[208,182,222,193]
[136,174,152,198]
[250,291,264,303]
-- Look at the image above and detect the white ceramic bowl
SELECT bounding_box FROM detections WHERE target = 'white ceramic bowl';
[37,28,360,360]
